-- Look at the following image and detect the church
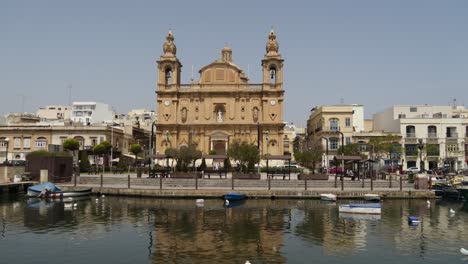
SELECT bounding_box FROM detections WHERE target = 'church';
[155,30,285,157]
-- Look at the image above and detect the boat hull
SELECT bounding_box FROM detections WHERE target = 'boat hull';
[320,194,337,201]
[26,188,92,198]
[363,194,380,202]
[338,203,381,215]
[223,192,247,201]
[457,187,468,200]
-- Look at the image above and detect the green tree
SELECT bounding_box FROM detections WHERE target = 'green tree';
[130,144,143,165]
[426,144,440,156]
[341,143,363,157]
[295,140,323,173]
[165,147,178,169]
[227,141,260,173]
[79,151,91,172]
[223,158,232,172]
[63,138,80,152]
[177,144,202,172]
[368,135,402,160]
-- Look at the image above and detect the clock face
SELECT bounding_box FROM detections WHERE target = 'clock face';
[270,99,276,106]
[164,100,170,106]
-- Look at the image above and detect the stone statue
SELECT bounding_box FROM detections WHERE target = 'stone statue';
[163,30,177,56]
[181,107,188,123]
[217,109,223,122]
[266,29,279,55]
[252,107,259,122]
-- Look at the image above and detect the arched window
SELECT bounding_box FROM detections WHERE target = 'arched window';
[165,67,173,85]
[34,137,47,149]
[329,118,339,131]
[269,65,276,85]
[214,104,225,123]
[427,126,437,138]
[406,125,415,138]
[329,137,339,150]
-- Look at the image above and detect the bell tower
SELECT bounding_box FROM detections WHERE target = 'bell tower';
[262,29,283,90]
[157,30,182,91]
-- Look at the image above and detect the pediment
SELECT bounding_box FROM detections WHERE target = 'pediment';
[199,61,247,84]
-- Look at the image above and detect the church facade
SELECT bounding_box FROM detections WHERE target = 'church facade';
[155,30,285,157]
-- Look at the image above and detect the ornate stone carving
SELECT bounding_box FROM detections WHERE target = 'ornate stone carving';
[181,107,188,123]
[266,29,279,55]
[252,107,259,122]
[163,30,177,56]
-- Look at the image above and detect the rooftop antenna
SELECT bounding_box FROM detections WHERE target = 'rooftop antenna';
[452,98,457,108]
[340,98,344,105]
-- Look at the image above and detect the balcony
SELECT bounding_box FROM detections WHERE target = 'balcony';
[406,133,416,138]
[427,133,438,143]
[427,133,438,138]
[446,133,459,139]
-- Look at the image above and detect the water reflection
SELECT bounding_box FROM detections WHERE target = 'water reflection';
[0,195,467,263]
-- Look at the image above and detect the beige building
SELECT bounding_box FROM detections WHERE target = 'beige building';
[307,105,365,155]
[155,30,285,156]
[0,124,133,162]
[36,105,71,121]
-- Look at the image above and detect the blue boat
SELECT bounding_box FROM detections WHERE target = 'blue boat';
[223,192,247,201]
[408,216,420,225]
[27,182,91,198]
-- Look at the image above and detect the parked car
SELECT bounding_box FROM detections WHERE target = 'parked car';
[406,167,420,174]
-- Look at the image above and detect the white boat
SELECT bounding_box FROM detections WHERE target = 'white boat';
[320,193,337,201]
[338,203,381,214]
[363,194,380,202]
[460,248,468,256]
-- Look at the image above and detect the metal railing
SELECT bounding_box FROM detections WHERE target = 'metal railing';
[427,133,437,138]
[446,133,459,139]
[406,133,416,138]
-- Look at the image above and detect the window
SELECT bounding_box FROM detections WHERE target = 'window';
[398,114,406,119]
[269,65,277,85]
[23,138,31,149]
[60,137,67,144]
[345,118,351,127]
[427,126,437,138]
[91,137,97,146]
[34,137,47,149]
[410,107,417,112]
[329,118,339,131]
[447,144,459,152]
[13,138,21,149]
[165,68,173,85]
[346,137,351,145]
[330,137,338,150]
[406,125,415,138]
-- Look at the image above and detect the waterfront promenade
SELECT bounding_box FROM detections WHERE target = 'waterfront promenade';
[60,172,436,199]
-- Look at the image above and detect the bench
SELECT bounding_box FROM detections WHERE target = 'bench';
[203,169,227,179]
[148,168,170,178]
[266,169,290,180]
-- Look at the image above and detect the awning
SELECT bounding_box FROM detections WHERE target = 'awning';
[122,154,136,159]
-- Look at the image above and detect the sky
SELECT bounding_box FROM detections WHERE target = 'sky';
[1,0,467,127]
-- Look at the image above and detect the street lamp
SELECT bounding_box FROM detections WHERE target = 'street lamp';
[337,130,344,180]
[165,130,170,147]
[265,130,270,155]
[418,139,424,173]
[4,138,9,164]
[321,137,329,172]
[150,121,157,173]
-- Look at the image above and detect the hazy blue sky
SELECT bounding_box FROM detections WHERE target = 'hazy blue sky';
[1,0,467,126]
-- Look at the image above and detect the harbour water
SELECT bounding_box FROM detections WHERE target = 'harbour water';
[0,195,467,264]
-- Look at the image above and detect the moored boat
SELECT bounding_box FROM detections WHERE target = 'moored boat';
[223,192,247,201]
[320,193,337,201]
[363,194,380,202]
[27,182,92,198]
[338,203,381,214]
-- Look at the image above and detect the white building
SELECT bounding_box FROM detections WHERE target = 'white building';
[36,105,71,121]
[71,102,115,126]
[373,105,468,171]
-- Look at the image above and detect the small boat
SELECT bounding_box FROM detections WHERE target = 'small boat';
[27,182,92,198]
[408,216,420,225]
[223,192,247,201]
[363,194,380,202]
[338,203,381,214]
[320,193,337,201]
